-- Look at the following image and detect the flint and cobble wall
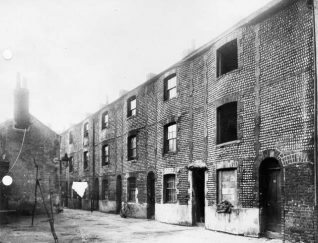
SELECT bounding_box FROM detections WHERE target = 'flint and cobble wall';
[60,0,317,241]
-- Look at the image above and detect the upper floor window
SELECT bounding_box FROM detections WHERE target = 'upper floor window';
[102,144,109,166]
[163,174,176,203]
[217,102,237,144]
[102,111,109,129]
[217,169,237,206]
[83,151,89,170]
[83,122,89,138]
[128,135,137,160]
[164,74,177,100]
[69,131,74,144]
[217,39,238,77]
[127,177,136,202]
[164,123,177,153]
[69,156,74,173]
[127,96,136,117]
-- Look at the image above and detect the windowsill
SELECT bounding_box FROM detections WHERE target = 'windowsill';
[163,151,177,157]
[102,164,110,167]
[163,201,177,204]
[164,96,177,102]
[84,167,89,172]
[127,115,136,120]
[216,140,241,148]
[216,67,240,80]
[128,159,137,163]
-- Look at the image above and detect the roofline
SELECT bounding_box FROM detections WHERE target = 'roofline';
[61,0,297,134]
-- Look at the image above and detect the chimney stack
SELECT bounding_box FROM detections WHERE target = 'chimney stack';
[14,73,30,129]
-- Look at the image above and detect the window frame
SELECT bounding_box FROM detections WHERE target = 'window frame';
[102,179,109,200]
[102,144,110,166]
[163,174,177,203]
[164,74,177,101]
[164,123,177,154]
[217,169,237,206]
[83,122,89,138]
[127,96,137,118]
[83,151,89,170]
[216,102,238,144]
[216,39,238,77]
[127,177,137,202]
[127,135,137,161]
[101,111,109,130]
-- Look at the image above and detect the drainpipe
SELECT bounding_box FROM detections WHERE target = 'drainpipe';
[91,117,96,212]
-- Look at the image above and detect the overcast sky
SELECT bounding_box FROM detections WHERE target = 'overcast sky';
[0,0,272,133]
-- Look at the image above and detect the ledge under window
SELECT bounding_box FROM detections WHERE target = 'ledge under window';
[216,139,241,148]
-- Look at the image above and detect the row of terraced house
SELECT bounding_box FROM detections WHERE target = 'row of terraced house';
[60,0,318,242]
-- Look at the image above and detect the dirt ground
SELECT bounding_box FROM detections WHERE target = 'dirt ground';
[0,209,288,243]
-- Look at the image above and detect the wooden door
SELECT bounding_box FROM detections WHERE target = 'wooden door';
[116,175,122,214]
[147,172,155,219]
[264,169,281,233]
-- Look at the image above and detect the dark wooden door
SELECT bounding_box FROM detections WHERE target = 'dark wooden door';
[116,175,122,214]
[193,170,205,224]
[264,168,281,233]
[147,172,155,219]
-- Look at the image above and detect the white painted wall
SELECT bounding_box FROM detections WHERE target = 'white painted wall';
[155,203,192,226]
[205,206,260,236]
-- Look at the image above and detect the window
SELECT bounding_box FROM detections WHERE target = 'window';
[83,151,89,169]
[127,177,136,202]
[164,123,177,153]
[164,74,177,100]
[102,145,109,165]
[217,169,237,206]
[83,122,89,138]
[127,96,136,117]
[102,111,109,129]
[102,179,109,200]
[164,174,176,203]
[69,131,73,144]
[69,156,74,173]
[217,102,237,144]
[128,135,137,160]
[217,39,238,77]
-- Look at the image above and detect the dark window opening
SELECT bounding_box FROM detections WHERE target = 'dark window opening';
[83,122,89,138]
[164,174,176,203]
[102,145,109,165]
[164,74,177,100]
[69,156,73,173]
[83,151,89,170]
[102,111,109,129]
[128,135,137,160]
[164,123,177,153]
[217,39,238,77]
[217,102,237,144]
[127,177,136,202]
[127,96,136,117]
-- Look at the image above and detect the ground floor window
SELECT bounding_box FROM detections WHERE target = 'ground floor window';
[127,177,136,202]
[102,179,109,200]
[217,169,237,206]
[164,174,176,203]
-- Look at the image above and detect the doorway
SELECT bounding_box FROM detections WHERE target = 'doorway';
[147,172,155,219]
[93,178,99,210]
[259,158,282,237]
[116,175,122,214]
[192,169,205,225]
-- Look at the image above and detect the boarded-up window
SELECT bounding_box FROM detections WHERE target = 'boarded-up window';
[218,169,237,206]
[164,174,177,203]
[127,177,136,202]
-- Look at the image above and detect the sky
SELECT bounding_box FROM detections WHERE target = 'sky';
[0,0,272,133]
